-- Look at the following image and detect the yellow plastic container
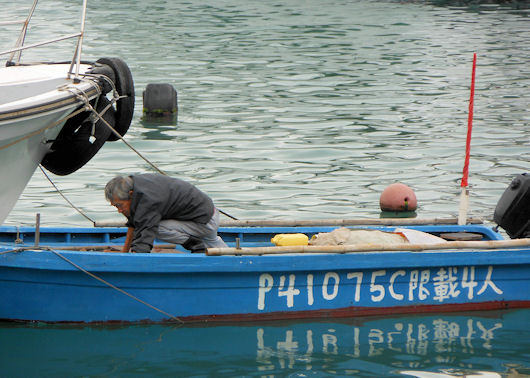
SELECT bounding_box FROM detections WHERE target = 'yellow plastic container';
[271,233,309,246]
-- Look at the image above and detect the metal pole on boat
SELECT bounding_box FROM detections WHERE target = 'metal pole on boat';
[7,0,38,64]
[34,213,41,248]
[458,53,477,226]
[73,0,88,81]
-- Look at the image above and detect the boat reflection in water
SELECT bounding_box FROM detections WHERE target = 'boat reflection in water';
[1,309,528,376]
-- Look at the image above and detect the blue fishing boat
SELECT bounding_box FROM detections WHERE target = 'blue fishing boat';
[1,2,529,326]
[1,219,529,323]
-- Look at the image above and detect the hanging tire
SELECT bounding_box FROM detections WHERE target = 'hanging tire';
[96,57,135,141]
[41,96,115,176]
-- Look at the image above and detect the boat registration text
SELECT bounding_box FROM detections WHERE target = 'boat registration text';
[258,266,503,310]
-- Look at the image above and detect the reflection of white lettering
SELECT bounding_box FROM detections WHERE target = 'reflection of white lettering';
[370,270,386,302]
[278,274,300,308]
[462,266,478,299]
[305,330,314,357]
[418,323,429,356]
[477,265,503,296]
[255,315,504,372]
[323,272,340,300]
[433,267,460,302]
[258,273,273,310]
[347,272,363,302]
[368,329,384,356]
[389,270,406,300]
[477,321,502,350]
[257,328,264,348]
[256,328,275,371]
[307,274,314,306]
[277,330,298,369]
[323,329,338,355]
[460,318,475,352]
[433,319,460,353]
[406,323,416,354]
[388,323,403,352]
[353,327,360,358]
[304,330,313,371]
[419,323,430,341]
[277,330,298,351]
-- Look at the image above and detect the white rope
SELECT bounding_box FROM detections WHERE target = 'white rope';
[46,247,184,323]
[38,165,96,224]
[0,246,184,323]
[83,100,167,175]
[45,75,238,221]
[67,82,167,175]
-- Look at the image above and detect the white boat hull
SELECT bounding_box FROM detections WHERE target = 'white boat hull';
[0,64,100,224]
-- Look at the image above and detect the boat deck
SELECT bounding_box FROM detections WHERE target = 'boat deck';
[0,224,504,252]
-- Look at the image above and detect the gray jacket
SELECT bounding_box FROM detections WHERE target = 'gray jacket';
[127,174,214,252]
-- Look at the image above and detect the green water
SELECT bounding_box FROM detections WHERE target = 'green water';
[2,0,529,226]
[1,0,529,375]
[1,310,529,376]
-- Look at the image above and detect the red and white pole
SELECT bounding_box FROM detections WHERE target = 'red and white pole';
[458,53,477,225]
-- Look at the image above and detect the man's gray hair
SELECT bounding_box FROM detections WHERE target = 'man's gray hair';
[105,176,133,202]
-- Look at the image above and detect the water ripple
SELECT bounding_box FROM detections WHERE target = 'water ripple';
[2,0,529,226]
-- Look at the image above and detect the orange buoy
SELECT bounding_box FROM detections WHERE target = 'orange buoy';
[380,183,417,212]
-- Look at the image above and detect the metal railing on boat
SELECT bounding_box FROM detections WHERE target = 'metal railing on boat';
[0,0,88,80]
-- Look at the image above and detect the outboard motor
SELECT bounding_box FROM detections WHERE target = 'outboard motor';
[494,173,530,239]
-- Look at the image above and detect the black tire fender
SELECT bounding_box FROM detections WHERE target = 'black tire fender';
[96,57,135,141]
[87,63,116,94]
[41,96,115,176]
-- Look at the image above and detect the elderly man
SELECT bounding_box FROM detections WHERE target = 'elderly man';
[105,173,227,253]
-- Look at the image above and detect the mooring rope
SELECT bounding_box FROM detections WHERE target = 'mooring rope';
[0,245,183,322]
[74,77,239,220]
[0,248,27,255]
[70,84,166,175]
[39,165,96,225]
[39,82,165,223]
[41,76,239,221]
[44,246,184,323]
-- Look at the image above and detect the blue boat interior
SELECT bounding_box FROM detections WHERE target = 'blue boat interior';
[0,224,503,252]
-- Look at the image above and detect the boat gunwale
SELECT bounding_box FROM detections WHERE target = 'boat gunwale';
[0,223,505,237]
[0,223,506,252]
[1,224,526,273]
[0,79,100,122]
[1,244,529,274]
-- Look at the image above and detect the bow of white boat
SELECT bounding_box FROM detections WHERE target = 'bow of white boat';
[0,63,100,123]
[0,56,137,225]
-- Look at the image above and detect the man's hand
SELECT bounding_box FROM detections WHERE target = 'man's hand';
[122,227,134,252]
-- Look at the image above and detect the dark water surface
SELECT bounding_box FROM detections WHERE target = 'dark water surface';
[1,0,529,376]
